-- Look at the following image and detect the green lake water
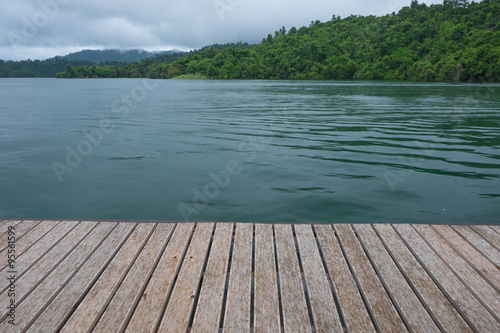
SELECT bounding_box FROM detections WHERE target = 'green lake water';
[1,78,499,223]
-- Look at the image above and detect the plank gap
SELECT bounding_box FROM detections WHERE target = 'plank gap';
[56,223,138,332]
[411,225,500,322]
[154,223,198,333]
[391,225,479,332]
[291,225,316,333]
[122,223,178,332]
[332,224,380,331]
[370,224,447,333]
[272,225,285,333]
[311,224,348,332]
[218,222,236,332]
[250,223,256,333]
[187,223,217,329]
[353,224,412,332]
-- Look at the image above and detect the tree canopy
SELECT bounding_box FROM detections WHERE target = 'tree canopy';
[57,0,500,82]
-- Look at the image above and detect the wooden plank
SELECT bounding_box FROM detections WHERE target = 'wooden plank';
[294,224,343,332]
[433,225,500,291]
[253,224,280,333]
[157,223,214,333]
[0,222,116,332]
[374,224,472,332]
[60,223,154,333]
[93,223,175,332]
[0,220,61,272]
[457,226,500,266]
[490,225,500,235]
[125,223,195,333]
[0,221,96,323]
[414,225,500,320]
[395,224,500,332]
[0,220,24,252]
[191,223,233,332]
[274,224,311,333]
[315,224,375,333]
[223,223,253,332]
[353,224,440,333]
[0,220,21,234]
[27,222,135,333]
[334,224,407,332]
[0,220,41,253]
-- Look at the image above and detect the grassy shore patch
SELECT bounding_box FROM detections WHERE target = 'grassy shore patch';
[171,73,208,79]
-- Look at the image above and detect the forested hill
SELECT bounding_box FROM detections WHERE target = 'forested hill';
[0,49,184,78]
[59,0,500,82]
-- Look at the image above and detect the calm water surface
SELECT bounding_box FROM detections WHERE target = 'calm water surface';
[1,78,500,223]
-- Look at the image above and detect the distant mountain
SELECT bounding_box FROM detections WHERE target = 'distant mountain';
[60,49,182,64]
[0,48,182,78]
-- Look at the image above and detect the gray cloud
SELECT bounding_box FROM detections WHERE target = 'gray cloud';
[0,0,445,60]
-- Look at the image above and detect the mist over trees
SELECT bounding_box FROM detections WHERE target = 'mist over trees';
[55,0,500,82]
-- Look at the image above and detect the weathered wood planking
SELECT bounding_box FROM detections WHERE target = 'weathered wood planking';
[125,223,195,333]
[275,224,312,332]
[27,223,135,333]
[395,224,500,332]
[157,223,214,333]
[0,220,497,333]
[294,224,343,332]
[353,224,440,332]
[253,224,280,333]
[373,224,473,333]
[0,222,116,332]
[60,223,154,333]
[334,224,407,332]
[314,224,375,333]
[454,225,500,266]
[191,223,233,332]
[432,225,500,291]
[93,223,175,332]
[223,223,253,332]
[413,225,500,321]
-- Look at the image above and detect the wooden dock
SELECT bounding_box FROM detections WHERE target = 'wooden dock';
[0,220,499,332]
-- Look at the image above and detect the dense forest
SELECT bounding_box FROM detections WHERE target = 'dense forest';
[0,49,183,78]
[55,0,499,82]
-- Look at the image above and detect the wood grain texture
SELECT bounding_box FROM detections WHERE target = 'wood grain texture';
[223,223,253,332]
[125,223,195,333]
[414,225,500,320]
[274,224,311,333]
[157,223,214,333]
[0,220,40,253]
[334,224,407,332]
[0,221,92,324]
[191,223,233,333]
[314,224,375,333]
[433,225,500,291]
[373,224,473,333]
[27,223,135,333]
[1,221,496,332]
[93,223,175,333]
[353,224,439,333]
[454,225,500,266]
[60,223,154,333]
[253,223,280,333]
[294,224,343,333]
[0,222,115,333]
[0,220,61,272]
[395,224,500,332]
[470,225,500,250]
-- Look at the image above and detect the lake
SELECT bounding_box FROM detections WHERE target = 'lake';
[1,78,499,223]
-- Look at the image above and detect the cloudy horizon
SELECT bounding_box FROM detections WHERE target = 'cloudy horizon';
[1,0,448,61]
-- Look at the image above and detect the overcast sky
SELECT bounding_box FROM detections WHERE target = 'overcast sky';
[0,0,446,61]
